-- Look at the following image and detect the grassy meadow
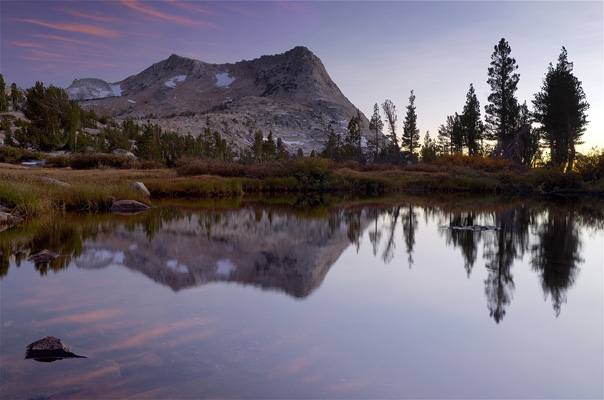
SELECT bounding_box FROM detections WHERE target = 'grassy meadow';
[1,152,603,218]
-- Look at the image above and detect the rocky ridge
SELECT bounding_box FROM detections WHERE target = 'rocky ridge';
[67,47,387,154]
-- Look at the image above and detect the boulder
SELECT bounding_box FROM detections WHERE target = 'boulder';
[25,336,87,362]
[131,181,150,197]
[110,199,150,215]
[0,211,24,232]
[38,177,71,187]
[112,149,136,158]
[27,249,59,263]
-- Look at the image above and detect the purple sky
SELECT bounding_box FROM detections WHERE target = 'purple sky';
[1,1,602,150]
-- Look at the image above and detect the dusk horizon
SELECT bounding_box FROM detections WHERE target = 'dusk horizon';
[1,0,602,150]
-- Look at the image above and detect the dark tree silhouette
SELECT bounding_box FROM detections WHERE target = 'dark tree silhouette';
[368,103,384,162]
[483,207,531,323]
[533,47,589,171]
[531,212,583,316]
[461,84,484,155]
[402,90,420,155]
[382,207,400,264]
[401,205,418,268]
[381,99,399,153]
[485,38,521,157]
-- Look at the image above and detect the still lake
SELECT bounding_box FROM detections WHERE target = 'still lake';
[1,195,602,399]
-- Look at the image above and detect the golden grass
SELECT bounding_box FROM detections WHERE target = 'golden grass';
[1,162,602,218]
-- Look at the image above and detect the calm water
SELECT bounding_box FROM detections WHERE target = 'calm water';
[1,196,602,399]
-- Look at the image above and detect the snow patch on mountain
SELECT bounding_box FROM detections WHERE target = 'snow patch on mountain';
[215,72,234,88]
[110,84,122,96]
[165,75,187,88]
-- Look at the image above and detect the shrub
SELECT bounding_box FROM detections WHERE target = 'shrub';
[525,167,582,194]
[0,146,45,163]
[45,154,69,168]
[433,154,515,172]
[68,153,135,170]
[293,157,330,185]
[175,158,245,177]
[244,160,296,178]
[574,148,604,182]
[133,160,165,170]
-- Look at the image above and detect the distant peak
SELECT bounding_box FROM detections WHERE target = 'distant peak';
[167,53,190,61]
[285,46,314,57]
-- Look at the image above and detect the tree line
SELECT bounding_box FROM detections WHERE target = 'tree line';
[0,38,590,171]
[319,39,589,171]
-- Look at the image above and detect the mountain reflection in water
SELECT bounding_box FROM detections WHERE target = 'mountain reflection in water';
[1,196,602,322]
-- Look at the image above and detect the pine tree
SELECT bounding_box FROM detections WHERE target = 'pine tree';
[533,47,589,171]
[517,101,541,166]
[381,99,399,152]
[10,83,23,111]
[263,130,277,159]
[402,90,420,155]
[437,122,451,156]
[252,130,263,161]
[461,84,483,155]
[368,103,383,162]
[420,131,438,163]
[0,74,8,111]
[321,124,343,161]
[485,38,520,146]
[344,111,363,162]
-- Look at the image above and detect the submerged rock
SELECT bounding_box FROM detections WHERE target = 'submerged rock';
[27,249,59,262]
[447,226,501,231]
[110,199,150,215]
[25,336,87,362]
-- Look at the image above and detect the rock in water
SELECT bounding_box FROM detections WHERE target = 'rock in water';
[110,199,150,215]
[447,226,501,231]
[25,336,87,362]
[27,249,59,263]
[131,182,150,197]
[0,211,24,232]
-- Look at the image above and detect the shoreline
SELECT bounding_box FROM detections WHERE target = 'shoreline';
[1,162,602,219]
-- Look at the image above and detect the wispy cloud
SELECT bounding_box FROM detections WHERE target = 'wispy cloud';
[121,0,218,28]
[17,18,121,37]
[10,41,45,48]
[59,8,125,23]
[166,0,218,16]
[33,34,94,46]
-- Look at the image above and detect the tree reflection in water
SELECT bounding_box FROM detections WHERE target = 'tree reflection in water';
[531,212,583,316]
[1,197,600,323]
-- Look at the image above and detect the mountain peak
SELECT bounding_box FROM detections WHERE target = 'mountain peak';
[69,47,380,154]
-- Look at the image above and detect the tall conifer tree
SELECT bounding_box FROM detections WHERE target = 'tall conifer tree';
[461,84,483,155]
[402,90,420,154]
[485,38,520,146]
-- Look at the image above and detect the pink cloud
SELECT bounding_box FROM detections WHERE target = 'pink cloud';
[10,42,45,48]
[121,0,218,29]
[17,18,121,37]
[166,0,218,16]
[59,8,127,23]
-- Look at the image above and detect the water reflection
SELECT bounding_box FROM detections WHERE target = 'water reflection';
[1,196,602,322]
[531,212,583,316]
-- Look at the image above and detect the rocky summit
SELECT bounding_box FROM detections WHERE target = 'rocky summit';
[66,47,386,154]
